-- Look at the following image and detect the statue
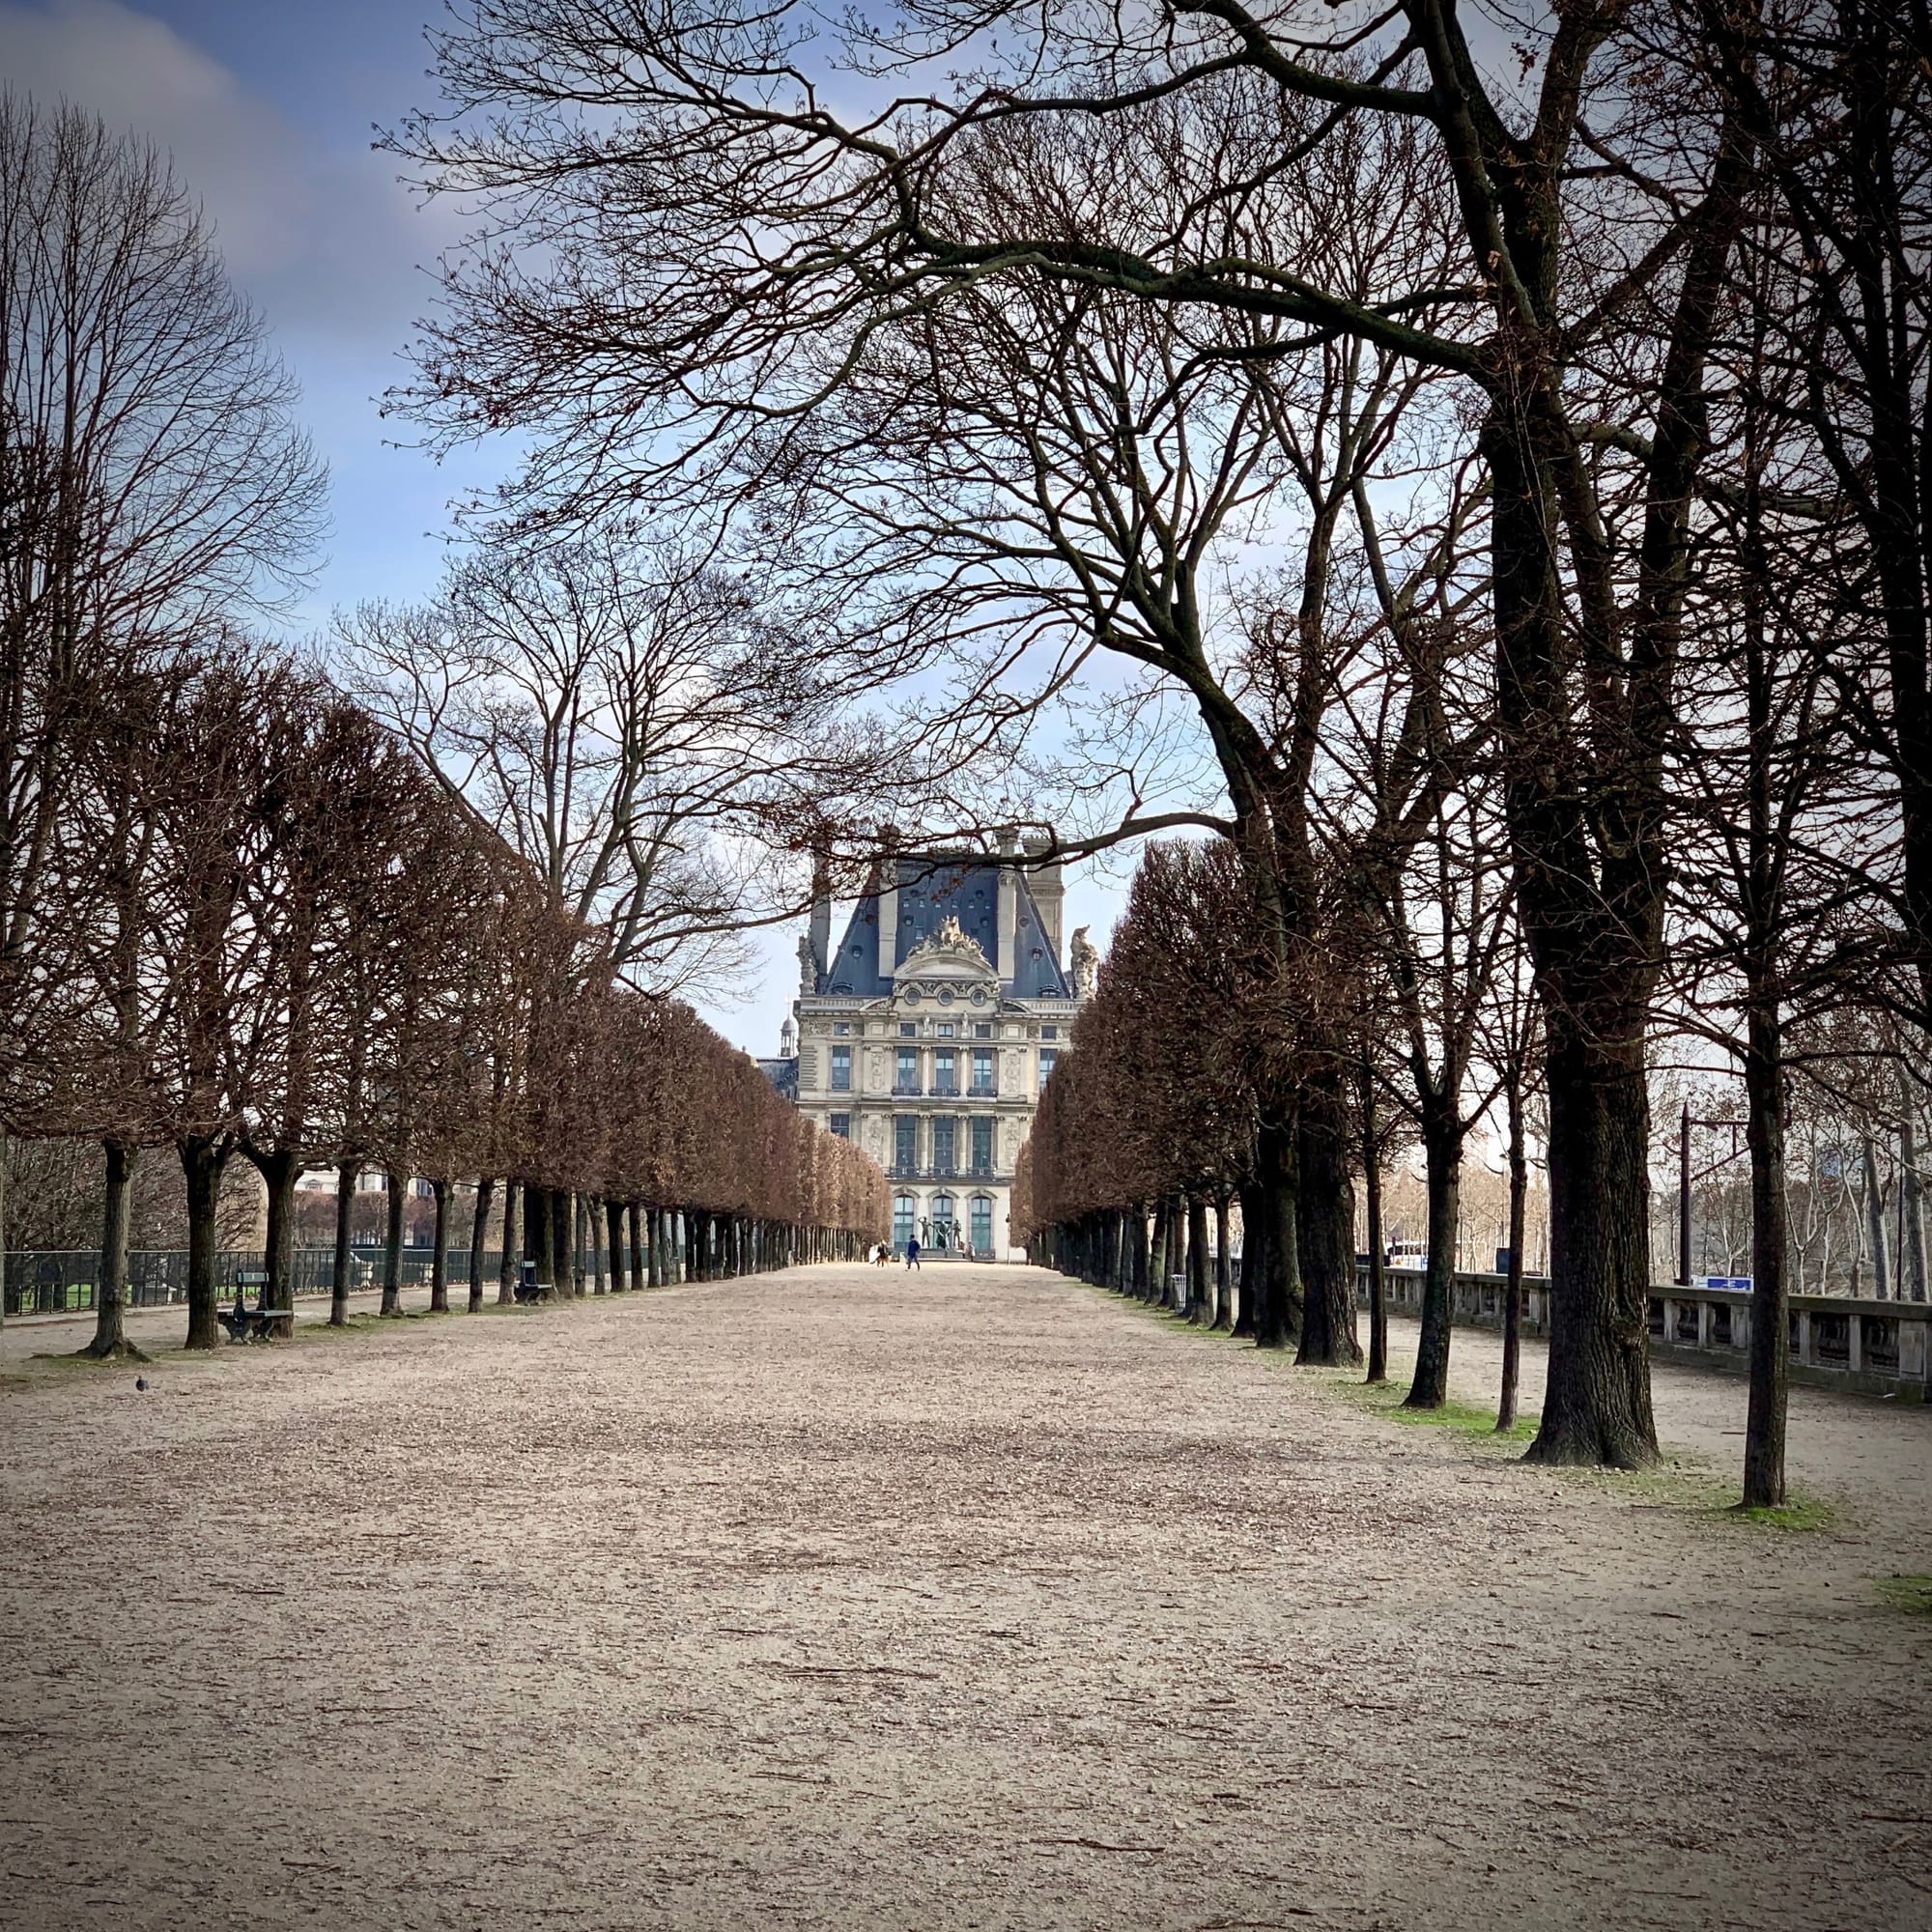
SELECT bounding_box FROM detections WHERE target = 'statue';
[797,931,817,994]
[1069,924,1098,1000]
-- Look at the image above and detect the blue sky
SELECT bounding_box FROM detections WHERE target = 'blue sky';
[0,0,1126,1054]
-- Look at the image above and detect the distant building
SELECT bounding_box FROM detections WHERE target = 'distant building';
[786,835,1091,1259]
[755,1017,800,1101]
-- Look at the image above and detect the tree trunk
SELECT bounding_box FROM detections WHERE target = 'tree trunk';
[429,1179,451,1313]
[332,1160,356,1325]
[1523,1028,1658,1468]
[607,1197,628,1292]
[380,1170,406,1317]
[1253,1115,1302,1350]
[469,1178,495,1313]
[1861,1138,1890,1299]
[1130,1206,1149,1299]
[1497,1088,1527,1431]
[1212,1196,1233,1331]
[645,1204,662,1288]
[590,1196,608,1293]
[1187,1195,1210,1322]
[1901,1115,1927,1301]
[526,1182,551,1293]
[249,1143,300,1334]
[81,1140,145,1359]
[552,1187,573,1296]
[179,1135,227,1351]
[1406,1111,1463,1408]
[1742,1003,1790,1509]
[1147,1200,1169,1305]
[1234,1183,1263,1338]
[1295,1078,1360,1365]
[1363,1080,1387,1383]
[497,1180,521,1304]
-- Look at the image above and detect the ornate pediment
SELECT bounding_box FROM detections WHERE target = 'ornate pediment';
[893,913,997,1001]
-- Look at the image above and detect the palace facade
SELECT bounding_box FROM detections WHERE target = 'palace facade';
[787,838,1092,1258]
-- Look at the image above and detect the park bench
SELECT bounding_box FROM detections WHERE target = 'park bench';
[217,1270,289,1343]
[512,1260,546,1304]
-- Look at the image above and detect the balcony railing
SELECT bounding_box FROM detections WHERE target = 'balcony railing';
[887,1161,1006,1182]
[892,1081,922,1096]
[930,1081,958,1097]
[968,1083,997,1098]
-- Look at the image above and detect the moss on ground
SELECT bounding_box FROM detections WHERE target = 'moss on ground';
[1873,1574,1932,1615]
[1728,1497,1835,1531]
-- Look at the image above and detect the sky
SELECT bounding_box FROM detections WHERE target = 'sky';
[0,0,1130,1057]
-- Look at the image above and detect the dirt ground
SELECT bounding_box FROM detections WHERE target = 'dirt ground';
[2,1262,1928,1932]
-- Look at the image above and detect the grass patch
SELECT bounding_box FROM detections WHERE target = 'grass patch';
[1875,1574,1932,1616]
[1320,1369,1538,1444]
[1728,1496,1834,1532]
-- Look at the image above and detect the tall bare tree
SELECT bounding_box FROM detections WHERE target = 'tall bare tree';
[0,93,323,1331]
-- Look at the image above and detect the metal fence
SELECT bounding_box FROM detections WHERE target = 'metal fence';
[1,1247,524,1318]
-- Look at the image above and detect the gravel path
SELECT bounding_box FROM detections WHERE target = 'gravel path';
[2,1262,1927,1932]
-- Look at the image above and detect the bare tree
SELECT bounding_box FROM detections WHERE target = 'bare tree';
[0,93,323,1331]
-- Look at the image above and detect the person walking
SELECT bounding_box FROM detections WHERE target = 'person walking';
[905,1235,921,1271]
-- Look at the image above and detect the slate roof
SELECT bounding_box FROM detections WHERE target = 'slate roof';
[755,1056,798,1099]
[819,853,1070,999]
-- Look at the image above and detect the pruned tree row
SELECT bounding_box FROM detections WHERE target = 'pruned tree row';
[0,94,886,1361]
[4,635,886,1361]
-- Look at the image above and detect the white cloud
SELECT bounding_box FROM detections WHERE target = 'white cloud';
[0,0,317,274]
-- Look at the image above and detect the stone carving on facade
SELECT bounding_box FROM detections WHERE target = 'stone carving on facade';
[1069,924,1099,1001]
[895,912,994,985]
[798,932,818,994]
[864,1043,888,1094]
[1000,1118,1025,1170]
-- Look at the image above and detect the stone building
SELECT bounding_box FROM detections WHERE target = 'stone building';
[787,837,1094,1258]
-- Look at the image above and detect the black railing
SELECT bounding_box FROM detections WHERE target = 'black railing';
[0,1245,548,1318]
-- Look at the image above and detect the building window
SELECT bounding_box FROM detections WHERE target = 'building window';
[936,1021,954,1037]
[974,1022,992,1038]
[833,1021,850,1036]
[830,1113,850,1139]
[895,1115,917,1175]
[894,1193,916,1248]
[899,1021,917,1037]
[831,1044,851,1092]
[972,1116,994,1173]
[895,1045,919,1094]
[970,1194,994,1253]
[1038,1048,1058,1090]
[970,1046,995,1096]
[931,1192,957,1245]
[932,1118,955,1175]
[933,1047,956,1095]
[1041,1025,1059,1040]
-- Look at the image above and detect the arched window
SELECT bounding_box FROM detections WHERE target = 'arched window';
[970,1195,994,1254]
[893,1194,916,1248]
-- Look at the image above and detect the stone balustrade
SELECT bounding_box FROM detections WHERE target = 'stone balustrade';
[1357,1266,1930,1402]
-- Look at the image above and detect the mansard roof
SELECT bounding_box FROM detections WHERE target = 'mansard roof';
[819,851,1070,1000]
